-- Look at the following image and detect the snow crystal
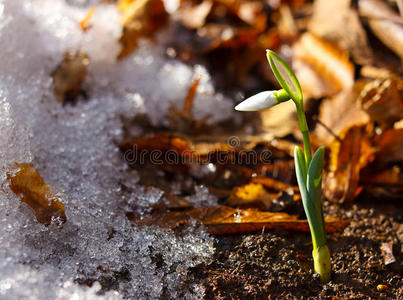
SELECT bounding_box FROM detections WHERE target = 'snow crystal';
[0,0,235,298]
[186,185,218,207]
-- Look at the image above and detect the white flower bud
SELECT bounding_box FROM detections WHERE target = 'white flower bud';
[235,91,279,111]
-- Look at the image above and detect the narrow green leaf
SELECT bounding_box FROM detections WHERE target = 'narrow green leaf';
[294,146,324,250]
[295,146,307,181]
[307,146,326,247]
[266,50,303,105]
[307,147,325,209]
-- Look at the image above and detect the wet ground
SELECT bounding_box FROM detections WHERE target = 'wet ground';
[189,198,402,299]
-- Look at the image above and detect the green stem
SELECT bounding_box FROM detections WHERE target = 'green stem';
[313,245,331,283]
[295,103,312,166]
[294,102,330,282]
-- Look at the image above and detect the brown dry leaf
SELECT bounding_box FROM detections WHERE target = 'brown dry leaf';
[129,205,348,235]
[117,0,167,59]
[51,51,89,103]
[308,0,372,65]
[7,163,66,226]
[119,132,298,198]
[227,183,272,210]
[324,125,375,203]
[251,176,297,193]
[184,0,266,52]
[293,33,354,99]
[314,86,370,145]
[120,133,237,167]
[359,0,403,23]
[359,0,403,60]
[79,7,96,32]
[359,129,403,198]
[358,78,403,129]
[372,128,403,167]
[178,0,213,30]
[120,133,289,170]
[361,166,403,187]
[173,0,273,85]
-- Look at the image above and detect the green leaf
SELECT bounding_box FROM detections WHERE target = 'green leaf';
[294,147,313,223]
[307,146,325,208]
[307,146,326,243]
[295,145,307,181]
[266,50,303,105]
[294,146,325,249]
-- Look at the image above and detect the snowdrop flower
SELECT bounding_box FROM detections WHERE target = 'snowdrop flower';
[235,89,289,111]
[235,49,331,283]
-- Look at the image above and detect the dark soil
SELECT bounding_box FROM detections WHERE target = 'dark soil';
[189,199,403,299]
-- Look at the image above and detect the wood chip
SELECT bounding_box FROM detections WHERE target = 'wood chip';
[380,242,396,265]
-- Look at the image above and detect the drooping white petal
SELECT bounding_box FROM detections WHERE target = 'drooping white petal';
[235,91,279,111]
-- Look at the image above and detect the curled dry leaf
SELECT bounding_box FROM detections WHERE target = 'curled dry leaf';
[128,205,348,235]
[293,33,354,99]
[324,125,375,204]
[117,0,168,59]
[7,163,66,226]
[359,0,403,60]
[51,51,89,103]
[308,0,372,65]
[314,85,370,145]
[358,78,403,129]
[313,91,369,145]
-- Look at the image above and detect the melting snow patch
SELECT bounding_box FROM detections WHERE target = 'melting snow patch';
[0,0,232,298]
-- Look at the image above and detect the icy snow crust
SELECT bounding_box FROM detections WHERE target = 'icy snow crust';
[0,0,234,298]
